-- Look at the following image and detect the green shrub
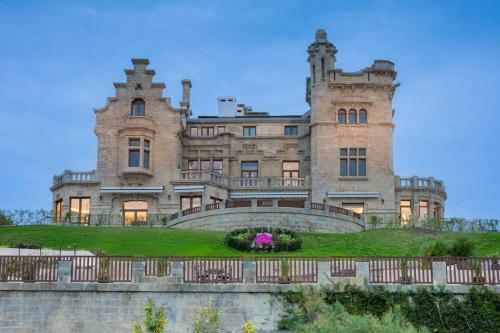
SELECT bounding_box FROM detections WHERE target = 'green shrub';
[0,210,13,226]
[295,303,428,333]
[225,228,302,252]
[133,299,168,333]
[448,237,476,257]
[278,284,500,333]
[420,240,449,257]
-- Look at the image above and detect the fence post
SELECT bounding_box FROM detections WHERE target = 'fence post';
[170,260,184,284]
[355,261,369,284]
[318,260,331,284]
[432,261,447,286]
[132,261,145,283]
[272,198,279,208]
[243,261,256,284]
[57,260,71,283]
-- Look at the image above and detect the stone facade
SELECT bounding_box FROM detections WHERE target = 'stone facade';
[50,29,446,226]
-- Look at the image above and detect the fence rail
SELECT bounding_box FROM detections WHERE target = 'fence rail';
[255,257,318,283]
[369,257,434,284]
[2,255,499,286]
[183,257,243,283]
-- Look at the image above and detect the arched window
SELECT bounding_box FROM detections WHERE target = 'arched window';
[131,99,145,116]
[349,109,357,124]
[338,109,346,124]
[359,109,367,123]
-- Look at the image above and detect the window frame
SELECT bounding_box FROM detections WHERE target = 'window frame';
[348,109,357,124]
[69,197,90,224]
[338,109,346,124]
[359,109,367,123]
[54,199,62,223]
[243,126,256,137]
[128,137,152,169]
[131,99,145,116]
[340,148,366,177]
[180,196,202,211]
[284,126,298,136]
[123,200,148,225]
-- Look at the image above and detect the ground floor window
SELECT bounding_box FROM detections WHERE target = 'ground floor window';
[123,201,148,225]
[419,200,428,219]
[342,203,364,215]
[210,197,223,204]
[54,199,62,223]
[69,197,90,223]
[400,200,412,222]
[181,196,202,211]
[433,202,441,218]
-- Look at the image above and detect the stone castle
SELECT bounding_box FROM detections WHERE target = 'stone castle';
[50,29,446,229]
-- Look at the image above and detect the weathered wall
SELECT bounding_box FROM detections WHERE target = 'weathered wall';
[167,206,364,232]
[0,284,284,333]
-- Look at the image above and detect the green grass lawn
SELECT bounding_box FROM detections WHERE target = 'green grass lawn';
[0,225,499,256]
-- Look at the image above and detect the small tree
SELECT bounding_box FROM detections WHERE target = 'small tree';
[192,300,223,333]
[0,210,13,226]
[134,299,168,333]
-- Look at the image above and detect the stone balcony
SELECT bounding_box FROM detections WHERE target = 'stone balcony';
[51,170,100,190]
[173,171,310,190]
[396,176,446,196]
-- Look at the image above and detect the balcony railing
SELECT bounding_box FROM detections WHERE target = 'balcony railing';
[398,177,445,193]
[177,172,310,189]
[52,170,98,187]
[230,177,309,188]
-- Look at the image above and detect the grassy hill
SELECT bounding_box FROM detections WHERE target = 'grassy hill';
[0,225,498,256]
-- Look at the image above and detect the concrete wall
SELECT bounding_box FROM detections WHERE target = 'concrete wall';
[167,206,364,233]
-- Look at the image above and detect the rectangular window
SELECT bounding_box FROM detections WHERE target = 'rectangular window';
[211,197,223,204]
[321,58,325,79]
[190,127,199,136]
[284,126,298,136]
[69,197,90,224]
[433,202,441,218]
[200,160,210,170]
[54,199,62,223]
[340,148,366,177]
[342,203,364,215]
[129,138,140,147]
[213,160,223,175]
[201,127,214,136]
[128,150,140,167]
[400,200,412,222]
[241,161,258,186]
[243,126,256,137]
[217,126,225,134]
[181,196,202,211]
[282,161,300,186]
[419,200,428,219]
[143,150,150,169]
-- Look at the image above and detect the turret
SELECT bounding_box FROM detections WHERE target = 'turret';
[306,29,337,102]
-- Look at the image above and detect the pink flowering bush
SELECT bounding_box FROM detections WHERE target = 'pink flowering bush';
[225,228,302,252]
[254,232,273,247]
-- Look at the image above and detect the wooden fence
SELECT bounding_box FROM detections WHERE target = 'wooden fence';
[255,257,318,283]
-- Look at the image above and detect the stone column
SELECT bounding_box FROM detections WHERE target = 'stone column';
[317,260,331,284]
[57,260,71,283]
[132,261,145,283]
[272,198,279,208]
[355,261,369,284]
[432,261,447,286]
[243,261,256,284]
[170,260,184,284]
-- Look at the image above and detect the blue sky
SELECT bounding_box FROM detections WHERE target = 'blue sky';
[0,0,499,218]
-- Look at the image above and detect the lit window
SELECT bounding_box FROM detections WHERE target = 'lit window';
[282,161,300,186]
[123,201,148,225]
[342,203,364,215]
[419,200,428,219]
[243,126,256,137]
[217,126,225,134]
[340,148,366,177]
[285,126,298,136]
[69,197,90,224]
[400,200,412,222]
[349,109,357,124]
[359,109,367,123]
[131,99,145,116]
[338,109,346,124]
[54,199,62,223]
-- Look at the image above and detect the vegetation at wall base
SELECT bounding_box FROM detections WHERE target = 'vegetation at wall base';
[0,226,499,256]
[278,284,500,333]
[225,228,302,252]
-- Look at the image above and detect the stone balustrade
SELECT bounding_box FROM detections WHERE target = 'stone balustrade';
[52,169,98,187]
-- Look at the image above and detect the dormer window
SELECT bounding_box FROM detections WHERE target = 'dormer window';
[131,99,145,116]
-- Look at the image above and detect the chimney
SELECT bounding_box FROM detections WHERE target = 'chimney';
[181,79,192,110]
